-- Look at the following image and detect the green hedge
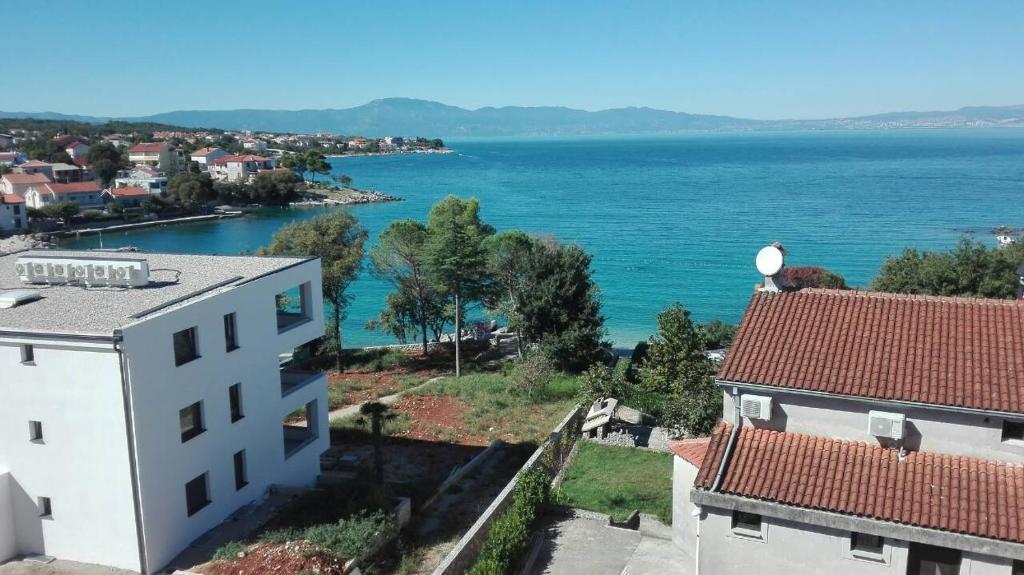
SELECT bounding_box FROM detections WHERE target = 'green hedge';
[467,468,550,575]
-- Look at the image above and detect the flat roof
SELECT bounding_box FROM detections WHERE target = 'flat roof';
[0,250,312,337]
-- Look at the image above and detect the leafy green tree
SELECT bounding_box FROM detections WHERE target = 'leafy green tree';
[279,152,307,178]
[781,266,848,290]
[699,320,737,349]
[260,212,367,372]
[515,238,604,372]
[304,150,331,183]
[251,170,302,205]
[369,220,450,354]
[86,142,127,187]
[872,238,1024,299]
[168,172,216,208]
[637,303,720,436]
[424,196,494,377]
[482,231,534,356]
[0,164,11,176]
[41,200,80,226]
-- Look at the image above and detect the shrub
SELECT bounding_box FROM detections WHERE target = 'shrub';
[259,510,394,561]
[468,468,550,574]
[507,350,554,401]
[576,363,628,405]
[81,209,105,221]
[212,540,247,562]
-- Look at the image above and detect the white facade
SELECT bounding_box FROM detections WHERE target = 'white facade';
[0,251,328,573]
[0,197,25,232]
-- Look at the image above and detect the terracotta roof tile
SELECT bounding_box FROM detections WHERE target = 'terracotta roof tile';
[669,438,712,467]
[44,182,101,195]
[107,187,150,197]
[1,194,24,204]
[2,173,50,185]
[696,424,1024,543]
[719,289,1024,413]
[129,142,167,153]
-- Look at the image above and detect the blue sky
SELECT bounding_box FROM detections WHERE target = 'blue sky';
[4,1,1022,119]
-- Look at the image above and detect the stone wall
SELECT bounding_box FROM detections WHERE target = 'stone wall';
[431,407,582,575]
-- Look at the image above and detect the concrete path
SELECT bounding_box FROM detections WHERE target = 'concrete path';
[528,512,690,575]
[327,376,443,421]
[0,559,134,575]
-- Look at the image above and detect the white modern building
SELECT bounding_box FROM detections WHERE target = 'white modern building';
[0,250,329,573]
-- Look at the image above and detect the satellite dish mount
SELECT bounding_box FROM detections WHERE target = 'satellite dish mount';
[755,244,785,293]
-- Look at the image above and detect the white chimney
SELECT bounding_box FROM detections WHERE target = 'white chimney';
[755,244,785,293]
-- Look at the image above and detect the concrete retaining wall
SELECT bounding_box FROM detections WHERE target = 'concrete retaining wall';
[431,407,581,575]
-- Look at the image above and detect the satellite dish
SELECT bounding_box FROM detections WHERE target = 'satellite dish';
[755,245,784,276]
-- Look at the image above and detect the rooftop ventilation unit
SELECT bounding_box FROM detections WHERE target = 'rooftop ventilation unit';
[740,394,772,420]
[868,411,905,440]
[0,289,42,309]
[15,256,149,288]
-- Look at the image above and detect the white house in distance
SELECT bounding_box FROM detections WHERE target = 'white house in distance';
[208,155,274,183]
[13,161,53,180]
[114,167,168,195]
[101,186,151,209]
[129,143,173,171]
[0,173,50,199]
[0,249,328,573]
[63,141,90,161]
[189,147,226,172]
[24,182,104,209]
[242,140,267,153]
[674,263,1024,575]
[0,193,25,232]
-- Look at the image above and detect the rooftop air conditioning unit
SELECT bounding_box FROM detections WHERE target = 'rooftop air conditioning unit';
[868,411,905,440]
[740,394,772,421]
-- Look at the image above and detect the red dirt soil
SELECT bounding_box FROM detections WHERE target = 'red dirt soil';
[328,369,431,407]
[197,542,346,575]
[391,394,491,446]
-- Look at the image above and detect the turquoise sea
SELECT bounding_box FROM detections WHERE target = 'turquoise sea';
[63,130,1024,348]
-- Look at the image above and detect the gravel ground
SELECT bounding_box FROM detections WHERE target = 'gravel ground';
[0,559,134,575]
[0,235,54,255]
[587,425,673,453]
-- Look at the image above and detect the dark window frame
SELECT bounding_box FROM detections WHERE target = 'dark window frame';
[731,510,763,535]
[850,532,885,556]
[29,420,43,442]
[234,449,248,490]
[224,313,239,352]
[173,327,200,366]
[38,496,52,518]
[179,401,205,443]
[1002,420,1024,442]
[21,344,34,364]
[229,383,244,423]
[185,473,210,517]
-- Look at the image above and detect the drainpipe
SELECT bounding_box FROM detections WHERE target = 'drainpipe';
[115,330,149,575]
[709,387,742,493]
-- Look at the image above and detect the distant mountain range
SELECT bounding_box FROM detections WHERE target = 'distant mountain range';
[2,98,1023,137]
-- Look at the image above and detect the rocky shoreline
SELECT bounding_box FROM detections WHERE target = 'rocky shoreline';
[0,234,57,255]
[294,186,402,206]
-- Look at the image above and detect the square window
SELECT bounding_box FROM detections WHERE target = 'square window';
[38,497,52,518]
[229,383,244,423]
[29,420,43,442]
[1002,420,1024,442]
[185,473,210,517]
[224,313,239,352]
[851,532,884,556]
[234,450,248,490]
[731,510,762,536]
[173,327,199,366]
[21,344,34,364]
[179,402,205,442]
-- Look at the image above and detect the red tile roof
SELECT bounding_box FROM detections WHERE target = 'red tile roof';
[695,423,1024,543]
[1,194,24,204]
[670,438,712,467]
[2,173,50,185]
[129,142,168,153]
[44,182,101,195]
[190,147,222,157]
[210,154,269,165]
[107,187,150,197]
[19,160,49,167]
[719,289,1024,413]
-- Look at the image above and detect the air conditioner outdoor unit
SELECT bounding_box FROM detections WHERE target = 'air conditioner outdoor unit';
[868,411,905,440]
[740,394,772,421]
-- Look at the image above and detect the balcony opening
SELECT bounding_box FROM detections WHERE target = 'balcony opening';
[280,364,322,397]
[276,282,312,333]
[283,399,318,458]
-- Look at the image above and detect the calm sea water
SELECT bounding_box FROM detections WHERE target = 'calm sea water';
[63,130,1024,347]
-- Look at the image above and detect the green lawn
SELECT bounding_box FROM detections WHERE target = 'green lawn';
[555,441,673,523]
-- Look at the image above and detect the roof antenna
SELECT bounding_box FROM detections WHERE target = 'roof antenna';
[755,243,785,293]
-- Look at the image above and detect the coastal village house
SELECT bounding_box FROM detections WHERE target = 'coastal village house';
[24,182,104,210]
[48,163,88,184]
[0,250,329,573]
[673,285,1024,575]
[63,141,90,161]
[101,186,150,208]
[0,194,25,232]
[115,167,168,195]
[0,173,50,199]
[0,152,18,167]
[189,147,226,172]
[14,160,53,180]
[129,142,174,171]
[208,154,274,183]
